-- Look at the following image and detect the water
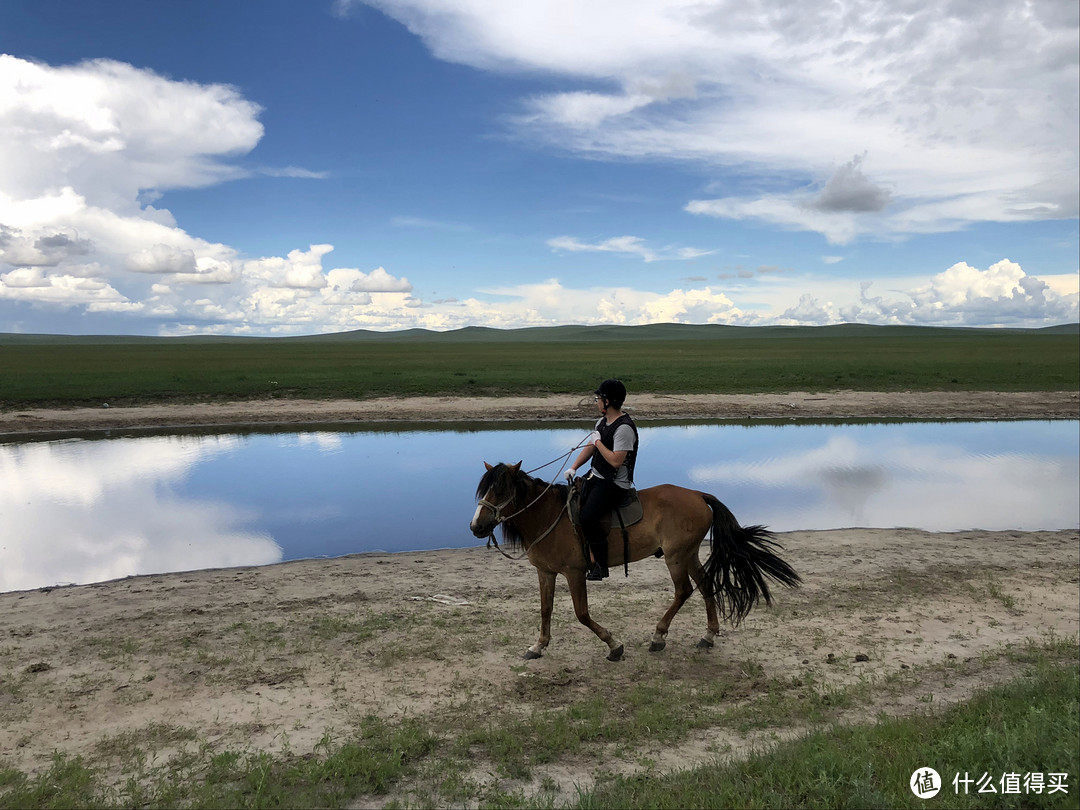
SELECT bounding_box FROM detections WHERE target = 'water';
[1,420,1076,593]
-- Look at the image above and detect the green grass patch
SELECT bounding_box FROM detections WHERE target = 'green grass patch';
[583,662,1079,810]
[1,324,1076,407]
[0,717,436,810]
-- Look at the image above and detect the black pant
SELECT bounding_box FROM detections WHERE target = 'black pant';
[580,475,622,568]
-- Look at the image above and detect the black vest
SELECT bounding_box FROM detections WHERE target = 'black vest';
[591,413,639,485]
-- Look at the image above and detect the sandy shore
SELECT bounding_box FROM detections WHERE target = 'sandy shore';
[2,389,1078,436]
[1,391,1077,804]
[2,529,1077,804]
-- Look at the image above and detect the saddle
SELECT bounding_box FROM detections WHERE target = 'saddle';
[567,476,644,577]
[567,480,643,531]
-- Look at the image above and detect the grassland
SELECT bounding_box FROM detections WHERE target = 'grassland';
[2,657,1075,809]
[1,323,1077,407]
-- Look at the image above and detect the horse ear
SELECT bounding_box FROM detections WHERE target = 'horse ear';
[511,461,522,472]
[484,462,494,471]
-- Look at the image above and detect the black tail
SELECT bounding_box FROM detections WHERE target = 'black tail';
[700,494,801,626]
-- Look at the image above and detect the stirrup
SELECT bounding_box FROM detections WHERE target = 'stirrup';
[586,563,609,581]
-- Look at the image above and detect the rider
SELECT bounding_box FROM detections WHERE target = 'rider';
[565,378,639,581]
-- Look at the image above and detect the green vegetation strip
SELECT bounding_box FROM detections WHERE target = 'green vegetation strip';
[1,324,1077,407]
[2,643,1075,809]
[586,661,1079,810]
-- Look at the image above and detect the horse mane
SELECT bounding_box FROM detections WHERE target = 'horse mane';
[476,463,568,551]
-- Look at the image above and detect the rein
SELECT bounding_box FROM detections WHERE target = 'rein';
[479,436,592,560]
[480,482,567,560]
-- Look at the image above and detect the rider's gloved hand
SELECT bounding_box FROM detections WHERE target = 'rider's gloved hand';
[586,431,601,447]
[564,468,577,481]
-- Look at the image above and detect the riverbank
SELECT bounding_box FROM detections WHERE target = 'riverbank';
[2,389,1078,436]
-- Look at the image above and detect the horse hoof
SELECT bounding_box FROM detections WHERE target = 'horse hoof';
[524,649,542,660]
[696,637,715,650]
[607,644,624,662]
[649,640,666,652]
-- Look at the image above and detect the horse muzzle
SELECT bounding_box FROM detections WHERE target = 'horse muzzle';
[471,491,518,539]
[470,501,498,538]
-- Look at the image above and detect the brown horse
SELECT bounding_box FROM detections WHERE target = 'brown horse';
[470,461,801,661]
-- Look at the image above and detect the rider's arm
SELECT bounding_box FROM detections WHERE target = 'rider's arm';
[569,444,595,474]
[594,423,633,470]
[592,441,627,470]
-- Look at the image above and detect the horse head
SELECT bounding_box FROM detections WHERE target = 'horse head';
[469,461,524,539]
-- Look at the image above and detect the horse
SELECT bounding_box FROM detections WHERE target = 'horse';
[470,461,801,661]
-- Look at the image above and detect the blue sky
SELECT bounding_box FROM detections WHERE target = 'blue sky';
[1,0,1077,335]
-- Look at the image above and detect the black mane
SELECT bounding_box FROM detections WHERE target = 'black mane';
[475,463,568,550]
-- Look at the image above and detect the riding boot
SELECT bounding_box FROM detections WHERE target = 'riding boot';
[586,539,609,581]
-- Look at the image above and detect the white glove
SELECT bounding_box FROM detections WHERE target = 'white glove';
[586,431,601,447]
[564,468,578,481]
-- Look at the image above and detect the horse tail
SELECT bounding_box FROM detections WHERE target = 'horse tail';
[700,494,801,626]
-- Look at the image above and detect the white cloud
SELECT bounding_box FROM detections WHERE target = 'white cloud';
[548,234,714,262]
[2,19,1075,336]
[788,259,1080,327]
[0,55,263,210]
[353,0,1078,240]
[0,56,415,334]
[126,243,198,274]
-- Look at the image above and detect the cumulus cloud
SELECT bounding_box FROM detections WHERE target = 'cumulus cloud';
[0,55,263,210]
[808,154,892,213]
[350,0,1078,240]
[126,244,198,274]
[0,224,93,267]
[783,259,1080,327]
[438,278,759,329]
[0,55,413,335]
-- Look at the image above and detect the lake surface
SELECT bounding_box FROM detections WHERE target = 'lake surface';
[2,420,1077,593]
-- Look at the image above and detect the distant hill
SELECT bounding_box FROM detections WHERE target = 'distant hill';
[2,321,1077,346]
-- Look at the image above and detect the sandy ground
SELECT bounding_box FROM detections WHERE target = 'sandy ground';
[1,392,1078,805]
[2,389,1078,436]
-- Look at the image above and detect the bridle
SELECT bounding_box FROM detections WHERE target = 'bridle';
[478,477,567,560]
[476,492,518,526]
[477,440,590,560]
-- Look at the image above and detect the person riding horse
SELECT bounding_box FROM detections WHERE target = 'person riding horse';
[565,378,639,581]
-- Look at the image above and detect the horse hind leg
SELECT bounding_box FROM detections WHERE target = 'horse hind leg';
[650,562,695,652]
[688,556,721,650]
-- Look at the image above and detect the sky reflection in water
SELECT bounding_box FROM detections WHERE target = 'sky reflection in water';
[1,420,1076,592]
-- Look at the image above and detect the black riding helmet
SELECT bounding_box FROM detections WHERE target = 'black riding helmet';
[594,379,627,410]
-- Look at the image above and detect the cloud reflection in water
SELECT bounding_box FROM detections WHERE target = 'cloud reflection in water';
[1,420,1076,593]
[0,435,281,592]
[685,426,1079,532]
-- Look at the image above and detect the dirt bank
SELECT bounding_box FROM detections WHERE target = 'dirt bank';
[2,390,1078,437]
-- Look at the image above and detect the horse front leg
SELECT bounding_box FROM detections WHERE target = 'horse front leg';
[567,572,623,661]
[525,569,556,660]
[650,561,695,652]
